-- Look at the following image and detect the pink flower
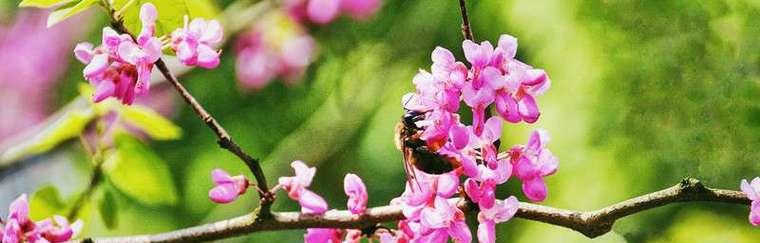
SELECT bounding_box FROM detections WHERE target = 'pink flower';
[398,171,459,221]
[511,129,558,202]
[208,169,250,204]
[476,197,519,243]
[235,12,316,90]
[305,228,342,243]
[118,3,161,95]
[431,47,467,90]
[340,0,380,19]
[419,197,471,243]
[2,194,81,243]
[299,190,329,214]
[462,67,501,135]
[343,229,362,243]
[465,178,496,209]
[74,3,161,105]
[285,0,381,24]
[75,29,138,104]
[307,0,341,24]
[417,109,457,150]
[462,40,493,70]
[35,216,84,243]
[277,161,329,214]
[2,219,20,243]
[344,173,368,214]
[741,177,760,201]
[751,201,760,227]
[740,178,760,226]
[493,64,550,124]
[170,16,223,69]
[279,160,317,197]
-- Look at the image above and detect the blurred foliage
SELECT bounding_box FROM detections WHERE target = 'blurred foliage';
[5,0,760,242]
[113,0,219,36]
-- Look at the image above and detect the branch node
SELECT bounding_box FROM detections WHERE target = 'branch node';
[580,222,613,238]
[680,177,707,193]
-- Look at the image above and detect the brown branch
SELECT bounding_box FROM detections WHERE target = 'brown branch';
[80,178,750,243]
[108,20,274,214]
[458,0,474,41]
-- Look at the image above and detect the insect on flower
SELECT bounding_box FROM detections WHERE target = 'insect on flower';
[395,98,461,188]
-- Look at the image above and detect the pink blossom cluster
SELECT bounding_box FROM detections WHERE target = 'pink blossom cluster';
[386,34,556,242]
[740,177,760,226]
[74,3,222,105]
[214,34,555,243]
[1,195,82,243]
[235,12,315,90]
[234,0,381,91]
[283,0,380,25]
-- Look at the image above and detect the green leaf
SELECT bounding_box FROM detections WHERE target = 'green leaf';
[119,105,182,140]
[47,0,99,27]
[184,0,219,20]
[19,0,75,8]
[113,0,219,36]
[29,185,66,220]
[103,134,178,206]
[0,103,95,164]
[98,190,118,229]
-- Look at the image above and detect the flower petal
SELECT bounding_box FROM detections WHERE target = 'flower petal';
[208,183,240,204]
[477,221,495,243]
[522,177,548,202]
[307,0,340,24]
[83,54,109,79]
[517,95,540,123]
[299,189,329,214]
[73,42,95,64]
[344,173,368,214]
[196,44,220,69]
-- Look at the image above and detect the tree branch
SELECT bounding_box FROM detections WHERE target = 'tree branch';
[80,178,750,243]
[108,20,274,214]
[457,0,474,41]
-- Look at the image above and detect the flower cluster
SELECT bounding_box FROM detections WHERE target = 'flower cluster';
[234,0,381,91]
[235,12,315,90]
[208,161,370,242]
[740,177,760,226]
[75,3,222,105]
[386,34,556,242]
[1,195,82,243]
[283,0,380,25]
[214,34,554,243]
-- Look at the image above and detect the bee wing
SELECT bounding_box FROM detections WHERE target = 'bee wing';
[403,146,422,192]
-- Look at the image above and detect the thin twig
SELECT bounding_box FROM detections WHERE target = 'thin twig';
[107,20,274,214]
[80,178,750,243]
[67,166,103,220]
[458,0,474,41]
[69,117,108,220]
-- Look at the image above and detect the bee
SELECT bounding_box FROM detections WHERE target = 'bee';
[395,107,461,187]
